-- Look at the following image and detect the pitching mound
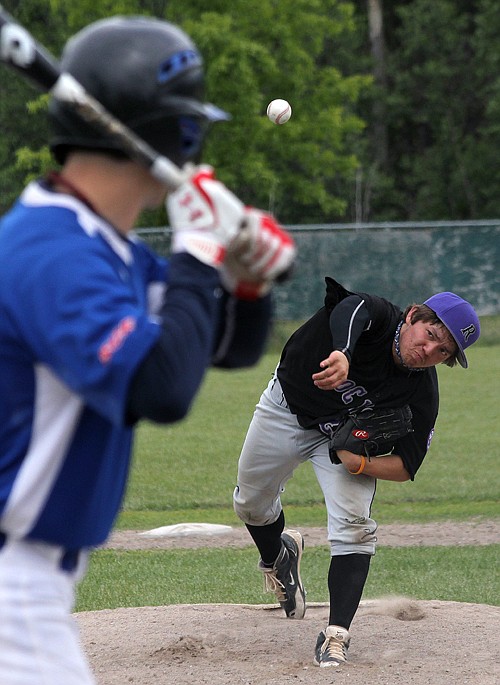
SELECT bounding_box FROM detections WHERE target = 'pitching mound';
[80,521,499,683]
[77,597,499,684]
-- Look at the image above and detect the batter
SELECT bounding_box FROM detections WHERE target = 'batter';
[0,16,294,684]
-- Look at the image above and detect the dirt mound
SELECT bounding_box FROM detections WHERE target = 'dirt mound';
[77,598,499,684]
[78,520,499,684]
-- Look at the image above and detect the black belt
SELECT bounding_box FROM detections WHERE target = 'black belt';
[0,530,81,572]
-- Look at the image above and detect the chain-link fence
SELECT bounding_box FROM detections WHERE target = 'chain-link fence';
[137,220,500,319]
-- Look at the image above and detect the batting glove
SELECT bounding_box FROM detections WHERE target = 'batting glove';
[221,208,297,300]
[166,165,245,268]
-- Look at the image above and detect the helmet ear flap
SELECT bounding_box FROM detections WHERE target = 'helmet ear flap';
[48,104,130,164]
[132,115,206,167]
[179,117,204,162]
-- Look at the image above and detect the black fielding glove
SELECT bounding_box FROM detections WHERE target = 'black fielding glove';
[329,405,413,462]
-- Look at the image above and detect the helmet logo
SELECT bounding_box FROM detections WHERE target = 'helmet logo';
[157,49,202,83]
[461,324,476,342]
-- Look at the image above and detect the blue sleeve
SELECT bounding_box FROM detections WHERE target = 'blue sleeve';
[7,237,161,426]
[131,236,169,284]
[131,237,273,369]
[125,253,224,424]
[125,274,273,423]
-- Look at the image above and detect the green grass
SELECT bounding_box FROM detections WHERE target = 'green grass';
[120,341,499,522]
[76,544,500,611]
[76,318,500,613]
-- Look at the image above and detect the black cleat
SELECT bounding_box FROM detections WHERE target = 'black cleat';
[258,529,306,619]
[314,626,350,667]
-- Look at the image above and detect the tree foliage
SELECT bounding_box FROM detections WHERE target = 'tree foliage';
[178,1,369,222]
[0,0,369,222]
[1,0,500,222]
[354,0,500,220]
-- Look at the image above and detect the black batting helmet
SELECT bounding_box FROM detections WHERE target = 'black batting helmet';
[48,16,229,166]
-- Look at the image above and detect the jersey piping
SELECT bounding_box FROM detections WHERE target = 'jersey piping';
[340,298,367,354]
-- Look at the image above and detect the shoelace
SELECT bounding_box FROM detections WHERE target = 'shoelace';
[321,635,347,662]
[262,570,287,601]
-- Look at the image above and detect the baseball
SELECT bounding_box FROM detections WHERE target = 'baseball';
[267,99,292,125]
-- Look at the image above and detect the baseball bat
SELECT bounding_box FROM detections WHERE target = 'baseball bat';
[0,4,185,188]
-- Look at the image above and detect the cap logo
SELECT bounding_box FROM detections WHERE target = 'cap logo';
[461,324,476,342]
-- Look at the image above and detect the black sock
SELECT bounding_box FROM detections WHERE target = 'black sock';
[328,553,371,629]
[245,510,285,565]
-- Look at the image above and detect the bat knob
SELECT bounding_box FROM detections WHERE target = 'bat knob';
[276,261,296,283]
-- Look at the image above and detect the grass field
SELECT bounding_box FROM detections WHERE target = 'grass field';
[76,319,500,612]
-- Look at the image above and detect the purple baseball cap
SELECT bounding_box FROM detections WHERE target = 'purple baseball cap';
[424,292,480,368]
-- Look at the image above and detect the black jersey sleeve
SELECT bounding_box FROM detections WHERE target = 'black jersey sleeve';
[329,295,370,362]
[391,369,439,479]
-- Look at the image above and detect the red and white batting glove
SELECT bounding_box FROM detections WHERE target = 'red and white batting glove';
[221,208,296,300]
[167,165,245,268]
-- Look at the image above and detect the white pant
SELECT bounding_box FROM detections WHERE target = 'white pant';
[233,375,378,555]
[0,537,94,685]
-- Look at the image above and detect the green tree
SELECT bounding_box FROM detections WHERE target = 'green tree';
[4,1,500,223]
[386,1,480,219]
[351,0,500,221]
[466,0,500,217]
[0,0,64,212]
[173,0,371,222]
[1,0,370,224]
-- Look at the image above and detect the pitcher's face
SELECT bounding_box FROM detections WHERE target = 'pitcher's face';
[396,308,456,368]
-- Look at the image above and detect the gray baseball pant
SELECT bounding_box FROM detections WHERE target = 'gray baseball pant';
[233,374,378,556]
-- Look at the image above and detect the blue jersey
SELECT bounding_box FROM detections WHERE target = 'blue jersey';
[0,181,172,548]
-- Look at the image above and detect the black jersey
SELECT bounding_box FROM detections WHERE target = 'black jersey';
[277,278,439,478]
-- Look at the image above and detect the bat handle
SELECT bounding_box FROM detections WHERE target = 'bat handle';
[275,262,296,283]
[150,157,187,189]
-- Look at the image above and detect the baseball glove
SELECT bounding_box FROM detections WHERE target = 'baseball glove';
[329,405,413,463]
